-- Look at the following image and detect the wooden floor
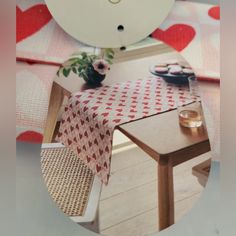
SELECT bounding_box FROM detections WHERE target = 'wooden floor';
[99,145,210,236]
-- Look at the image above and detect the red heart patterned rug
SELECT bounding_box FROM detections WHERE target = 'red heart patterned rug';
[152,24,196,52]
[16,4,52,43]
[208,6,220,20]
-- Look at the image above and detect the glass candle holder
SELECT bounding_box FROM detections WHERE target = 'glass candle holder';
[178,101,203,128]
[188,76,200,97]
[177,76,203,128]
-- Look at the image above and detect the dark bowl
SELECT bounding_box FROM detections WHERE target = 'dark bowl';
[150,66,193,85]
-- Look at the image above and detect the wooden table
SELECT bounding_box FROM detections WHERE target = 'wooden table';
[44,52,211,230]
[118,110,210,230]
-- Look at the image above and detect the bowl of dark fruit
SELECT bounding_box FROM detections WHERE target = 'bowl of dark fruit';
[150,61,195,85]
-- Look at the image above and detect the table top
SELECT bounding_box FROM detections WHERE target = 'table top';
[118,109,210,164]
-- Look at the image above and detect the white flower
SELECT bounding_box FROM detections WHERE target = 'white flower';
[92,59,110,75]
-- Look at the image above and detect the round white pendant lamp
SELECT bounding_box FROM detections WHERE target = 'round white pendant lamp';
[45,0,174,48]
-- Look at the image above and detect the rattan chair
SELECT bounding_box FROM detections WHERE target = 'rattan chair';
[41,143,102,233]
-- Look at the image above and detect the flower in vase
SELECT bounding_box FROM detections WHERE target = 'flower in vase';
[92,59,110,75]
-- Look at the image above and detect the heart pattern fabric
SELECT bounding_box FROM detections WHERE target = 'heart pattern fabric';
[16,0,95,64]
[16,4,52,43]
[151,2,220,81]
[152,24,196,52]
[208,6,220,20]
[57,77,196,184]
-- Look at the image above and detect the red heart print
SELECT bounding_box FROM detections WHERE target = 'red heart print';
[61,119,65,124]
[16,5,52,43]
[105,146,109,153]
[83,145,87,151]
[106,130,111,136]
[75,101,80,106]
[152,24,196,52]
[208,6,220,20]
[130,109,137,113]
[76,124,80,130]
[67,117,71,122]
[90,127,94,133]
[70,126,74,132]
[99,149,104,155]
[67,139,72,145]
[100,134,105,140]
[93,113,98,118]
[104,162,108,168]
[92,154,97,160]
[81,120,85,125]
[87,156,91,163]
[94,139,99,145]
[16,131,43,143]
[113,119,121,124]
[76,94,82,98]
[102,112,109,117]
[73,137,77,142]
[83,100,90,104]
[88,141,93,147]
[79,133,83,139]
[57,132,62,138]
[117,113,123,117]
[116,108,123,112]
[84,131,88,137]
[96,165,102,173]
[128,115,135,119]
[72,113,76,118]
[83,107,88,112]
[77,148,82,154]
[103,119,109,125]
[95,124,99,129]
[65,107,69,112]
[118,103,126,107]
[106,103,112,106]
[92,106,99,111]
[86,117,90,122]
[64,129,68,135]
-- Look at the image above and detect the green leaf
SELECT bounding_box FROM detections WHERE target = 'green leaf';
[72,67,77,74]
[62,68,71,77]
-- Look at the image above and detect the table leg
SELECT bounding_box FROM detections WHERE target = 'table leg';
[43,82,69,143]
[158,159,174,230]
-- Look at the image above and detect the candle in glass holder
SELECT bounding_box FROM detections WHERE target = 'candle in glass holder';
[178,102,203,128]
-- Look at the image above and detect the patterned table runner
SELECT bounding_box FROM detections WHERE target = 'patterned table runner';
[57,77,196,184]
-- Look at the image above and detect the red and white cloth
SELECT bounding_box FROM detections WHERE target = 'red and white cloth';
[16,0,220,144]
[16,61,58,143]
[16,0,95,64]
[57,77,196,184]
